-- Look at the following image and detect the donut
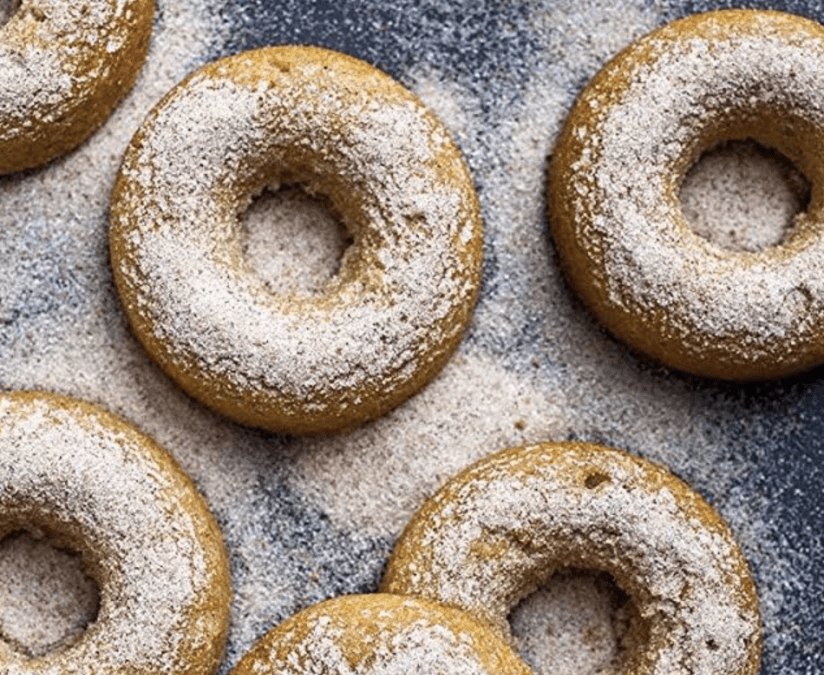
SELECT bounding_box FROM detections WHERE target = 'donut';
[109,45,483,434]
[382,442,762,675]
[0,391,231,674]
[229,594,532,675]
[548,9,824,380]
[0,0,154,174]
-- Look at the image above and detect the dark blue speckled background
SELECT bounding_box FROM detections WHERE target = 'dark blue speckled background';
[1,1,822,673]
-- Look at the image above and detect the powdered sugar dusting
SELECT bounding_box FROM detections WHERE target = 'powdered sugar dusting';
[232,595,531,675]
[0,2,821,675]
[0,393,230,673]
[0,0,19,26]
[0,0,155,173]
[0,0,127,120]
[553,11,824,369]
[383,444,761,675]
[110,48,482,430]
[0,46,71,122]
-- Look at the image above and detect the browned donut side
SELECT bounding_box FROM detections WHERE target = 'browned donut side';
[549,10,824,380]
[0,391,231,675]
[230,594,532,675]
[383,442,761,675]
[110,46,483,434]
[0,0,154,173]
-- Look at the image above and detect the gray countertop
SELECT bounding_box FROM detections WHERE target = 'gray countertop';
[1,1,822,673]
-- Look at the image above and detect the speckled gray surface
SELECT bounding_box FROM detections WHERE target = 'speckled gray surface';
[1,0,823,674]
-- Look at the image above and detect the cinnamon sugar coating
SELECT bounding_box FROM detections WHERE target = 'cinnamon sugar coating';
[382,442,762,675]
[0,0,154,174]
[109,45,483,434]
[549,9,824,380]
[229,594,532,675]
[0,391,231,675]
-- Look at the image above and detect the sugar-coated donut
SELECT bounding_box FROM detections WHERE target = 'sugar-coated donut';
[0,0,154,174]
[110,45,482,434]
[229,594,532,675]
[0,391,231,674]
[549,9,824,380]
[382,442,762,675]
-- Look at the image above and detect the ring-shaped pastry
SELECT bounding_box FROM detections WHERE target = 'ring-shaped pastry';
[229,594,532,675]
[0,391,231,674]
[110,45,483,434]
[549,9,824,380]
[382,442,762,675]
[0,0,154,174]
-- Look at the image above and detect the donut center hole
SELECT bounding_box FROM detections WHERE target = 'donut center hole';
[509,569,642,675]
[0,531,100,657]
[680,139,811,252]
[0,0,20,26]
[240,185,353,297]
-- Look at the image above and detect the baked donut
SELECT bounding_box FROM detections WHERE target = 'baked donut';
[549,9,824,380]
[0,391,231,674]
[229,594,532,675]
[382,442,762,675]
[0,0,154,174]
[109,45,482,434]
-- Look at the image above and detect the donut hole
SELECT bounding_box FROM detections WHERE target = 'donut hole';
[240,184,354,297]
[509,569,645,675]
[680,139,811,253]
[0,0,20,26]
[0,530,100,657]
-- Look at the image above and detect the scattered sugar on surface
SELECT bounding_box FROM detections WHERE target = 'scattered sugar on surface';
[0,1,821,674]
[281,352,570,535]
[240,186,351,297]
[510,570,629,675]
[681,140,811,252]
[0,532,99,657]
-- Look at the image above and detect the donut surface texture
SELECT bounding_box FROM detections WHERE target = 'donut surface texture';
[110,45,483,434]
[549,9,824,380]
[229,594,532,675]
[382,442,762,675]
[0,0,154,174]
[0,391,231,675]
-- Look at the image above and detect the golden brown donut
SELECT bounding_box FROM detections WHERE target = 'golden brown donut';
[0,0,154,174]
[110,45,483,434]
[549,9,824,380]
[382,442,762,675]
[0,391,231,674]
[229,594,532,675]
